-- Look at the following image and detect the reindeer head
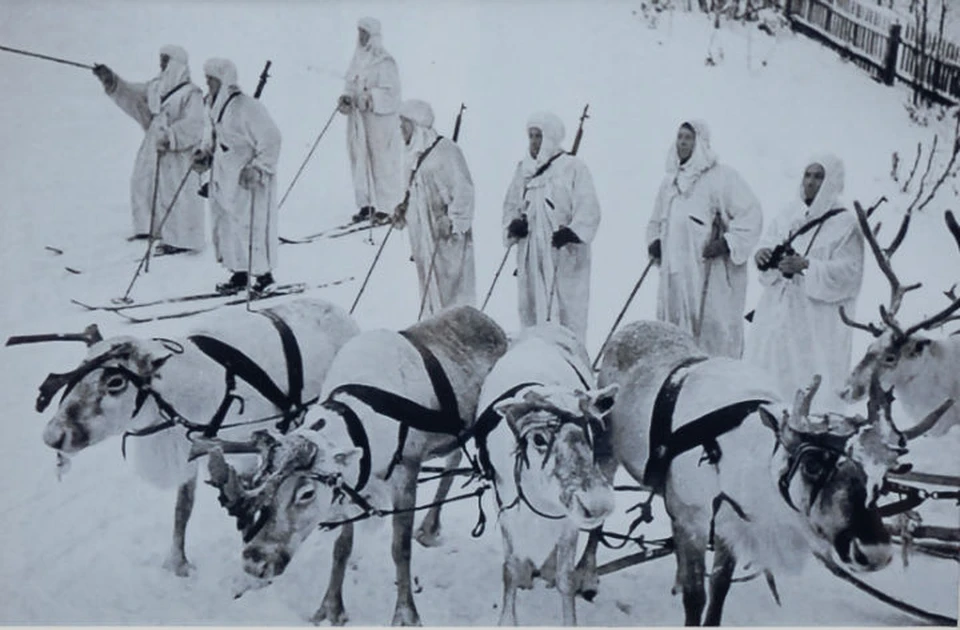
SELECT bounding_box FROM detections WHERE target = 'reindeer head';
[194,424,362,580]
[761,374,952,573]
[40,336,180,454]
[839,207,960,427]
[492,384,618,529]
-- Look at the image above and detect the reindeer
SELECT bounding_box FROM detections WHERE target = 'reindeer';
[839,206,960,437]
[35,298,360,576]
[191,305,509,626]
[578,320,948,626]
[474,324,617,626]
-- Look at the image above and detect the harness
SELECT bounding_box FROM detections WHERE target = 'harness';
[318,330,465,489]
[37,309,308,456]
[643,357,771,495]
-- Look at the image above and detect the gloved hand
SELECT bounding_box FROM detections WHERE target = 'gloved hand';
[191,149,212,173]
[648,239,662,262]
[552,226,581,248]
[155,134,171,152]
[435,215,453,239]
[507,216,528,240]
[357,92,373,112]
[755,247,773,269]
[92,63,117,92]
[239,165,263,189]
[392,200,408,229]
[702,236,730,259]
[778,253,809,277]
[337,94,353,115]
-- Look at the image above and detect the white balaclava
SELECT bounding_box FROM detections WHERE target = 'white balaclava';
[524,111,566,176]
[399,99,439,181]
[203,57,240,113]
[799,153,845,219]
[148,44,190,115]
[665,119,718,196]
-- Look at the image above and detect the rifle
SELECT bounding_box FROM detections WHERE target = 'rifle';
[254,60,272,99]
[452,103,466,143]
[570,104,589,155]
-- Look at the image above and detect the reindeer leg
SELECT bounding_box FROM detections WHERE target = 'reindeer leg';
[574,441,618,601]
[673,525,708,626]
[703,538,736,626]
[539,546,558,588]
[163,474,197,577]
[498,527,520,626]
[311,523,353,626]
[415,450,462,548]
[391,462,422,626]
[555,527,579,626]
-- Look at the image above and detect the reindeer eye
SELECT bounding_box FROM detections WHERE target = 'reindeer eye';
[800,454,826,478]
[294,482,317,505]
[881,352,898,366]
[104,374,128,394]
[532,433,549,449]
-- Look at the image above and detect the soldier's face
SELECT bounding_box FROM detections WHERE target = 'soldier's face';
[676,127,696,164]
[528,127,543,159]
[206,75,222,98]
[358,28,371,47]
[401,118,415,145]
[803,163,826,204]
[160,54,170,71]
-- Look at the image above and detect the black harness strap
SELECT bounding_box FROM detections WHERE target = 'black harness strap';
[161,81,191,105]
[322,398,372,492]
[398,330,461,423]
[644,356,772,495]
[408,136,443,187]
[469,382,542,481]
[325,384,462,435]
[258,309,304,432]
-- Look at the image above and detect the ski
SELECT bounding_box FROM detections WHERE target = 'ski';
[280,214,392,245]
[113,277,354,324]
[72,282,308,313]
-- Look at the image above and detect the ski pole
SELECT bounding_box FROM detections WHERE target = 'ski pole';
[114,165,193,304]
[144,151,163,273]
[350,223,395,315]
[0,44,93,69]
[591,258,656,371]
[417,226,443,322]
[277,104,338,211]
[481,244,513,312]
[545,265,560,322]
[246,187,257,311]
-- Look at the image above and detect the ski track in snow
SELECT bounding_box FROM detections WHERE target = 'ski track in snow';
[0,1,958,625]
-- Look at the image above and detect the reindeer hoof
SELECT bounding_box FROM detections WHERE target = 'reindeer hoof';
[162,554,194,577]
[311,600,349,626]
[414,524,443,548]
[391,606,422,626]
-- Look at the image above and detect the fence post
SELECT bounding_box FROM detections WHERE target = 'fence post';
[883,23,902,86]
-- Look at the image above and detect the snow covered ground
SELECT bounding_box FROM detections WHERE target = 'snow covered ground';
[0,0,958,625]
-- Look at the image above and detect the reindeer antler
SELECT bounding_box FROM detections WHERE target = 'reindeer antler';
[838,305,883,337]
[854,201,922,329]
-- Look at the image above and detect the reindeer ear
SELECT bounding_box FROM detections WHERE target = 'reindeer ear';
[150,354,171,372]
[493,398,522,422]
[207,448,231,488]
[585,384,619,418]
[332,446,363,469]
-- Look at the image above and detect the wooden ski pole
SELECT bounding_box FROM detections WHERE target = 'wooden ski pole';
[277,104,338,210]
[144,151,162,273]
[0,44,92,69]
[481,244,513,312]
[246,187,257,311]
[592,258,656,371]
[350,223,395,315]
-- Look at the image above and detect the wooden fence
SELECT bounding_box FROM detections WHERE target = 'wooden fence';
[784,0,960,104]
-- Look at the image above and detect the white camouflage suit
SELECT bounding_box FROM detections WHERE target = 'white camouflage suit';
[101,45,206,249]
[745,155,864,411]
[502,112,601,344]
[201,58,282,277]
[396,99,476,317]
[342,17,404,215]
[646,120,763,359]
